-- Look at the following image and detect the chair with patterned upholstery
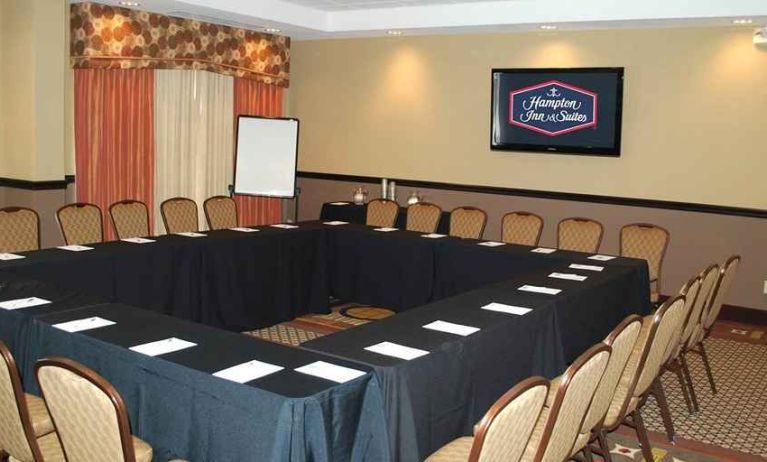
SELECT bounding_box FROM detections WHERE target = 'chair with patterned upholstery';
[160,197,199,234]
[620,223,670,304]
[426,377,549,462]
[366,199,399,228]
[109,200,151,240]
[56,203,104,246]
[406,202,442,234]
[449,207,487,239]
[557,217,603,253]
[520,343,611,462]
[203,196,238,230]
[600,296,687,461]
[0,207,40,253]
[501,212,544,246]
[35,357,153,462]
[0,341,64,462]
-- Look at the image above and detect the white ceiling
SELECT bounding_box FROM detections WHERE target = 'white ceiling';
[84,0,767,40]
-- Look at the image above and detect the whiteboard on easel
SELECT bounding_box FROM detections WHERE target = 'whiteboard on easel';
[234,116,299,198]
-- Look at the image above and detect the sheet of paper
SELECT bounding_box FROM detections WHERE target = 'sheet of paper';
[569,263,604,272]
[329,202,350,206]
[364,341,429,360]
[58,245,94,252]
[270,224,299,229]
[478,241,506,247]
[53,317,116,333]
[531,247,556,254]
[295,361,367,383]
[423,320,480,336]
[323,221,349,226]
[129,337,197,356]
[121,237,155,244]
[373,227,398,232]
[0,297,52,310]
[213,360,284,383]
[518,285,562,295]
[549,272,588,282]
[0,253,25,261]
[175,232,206,238]
[421,233,446,239]
[230,227,259,233]
[481,302,532,316]
[589,254,617,261]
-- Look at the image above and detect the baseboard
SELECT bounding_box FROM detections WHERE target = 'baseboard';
[719,304,767,326]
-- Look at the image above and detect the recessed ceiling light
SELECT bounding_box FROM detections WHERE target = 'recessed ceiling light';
[263,27,281,33]
[732,19,753,25]
[540,25,558,30]
[387,30,403,36]
[119,1,141,6]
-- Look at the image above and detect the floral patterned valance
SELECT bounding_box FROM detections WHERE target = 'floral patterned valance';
[71,3,290,87]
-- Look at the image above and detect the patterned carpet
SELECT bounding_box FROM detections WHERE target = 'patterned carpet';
[604,433,721,461]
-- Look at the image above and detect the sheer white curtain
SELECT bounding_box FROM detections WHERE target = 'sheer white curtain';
[154,70,234,231]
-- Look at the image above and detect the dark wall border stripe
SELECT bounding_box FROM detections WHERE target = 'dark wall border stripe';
[0,176,75,191]
[720,304,767,326]
[297,171,766,219]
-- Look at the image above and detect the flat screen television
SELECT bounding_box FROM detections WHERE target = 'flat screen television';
[491,67,624,156]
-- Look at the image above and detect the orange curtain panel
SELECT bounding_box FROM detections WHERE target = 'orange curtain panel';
[233,77,284,226]
[74,69,155,240]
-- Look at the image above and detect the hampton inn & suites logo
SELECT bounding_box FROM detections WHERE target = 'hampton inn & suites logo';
[509,81,598,136]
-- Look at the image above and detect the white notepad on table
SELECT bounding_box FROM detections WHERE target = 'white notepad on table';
[518,285,562,295]
[481,302,532,316]
[365,342,428,360]
[323,221,349,226]
[569,263,604,272]
[0,297,51,310]
[421,233,446,239]
[549,272,588,282]
[423,320,479,336]
[295,361,366,383]
[271,224,299,229]
[213,360,284,383]
[230,227,259,233]
[176,232,206,238]
[53,317,116,333]
[58,245,94,252]
[121,237,155,244]
[0,253,25,261]
[531,247,556,254]
[478,241,505,247]
[589,254,616,261]
[373,227,398,233]
[130,338,196,357]
[329,202,350,206]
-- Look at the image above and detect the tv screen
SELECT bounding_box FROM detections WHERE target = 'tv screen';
[491,68,624,156]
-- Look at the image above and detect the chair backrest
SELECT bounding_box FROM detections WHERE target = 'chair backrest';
[702,255,741,331]
[56,203,104,245]
[557,217,603,253]
[406,202,442,233]
[501,212,543,246]
[0,207,40,253]
[671,275,702,360]
[469,377,549,462]
[109,200,150,240]
[533,344,611,462]
[203,196,238,230]
[36,358,137,462]
[161,197,199,234]
[684,264,720,350]
[366,199,399,228]
[449,206,487,239]
[0,341,41,462]
[620,223,670,293]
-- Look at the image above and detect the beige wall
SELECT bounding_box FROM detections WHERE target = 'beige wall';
[290,27,767,210]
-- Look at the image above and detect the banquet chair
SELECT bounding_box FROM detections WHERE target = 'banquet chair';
[203,196,238,230]
[620,224,670,304]
[56,203,104,246]
[449,207,487,239]
[161,197,199,234]
[366,199,399,228]
[600,296,687,461]
[425,377,549,462]
[109,200,151,240]
[0,341,64,462]
[0,207,40,253]
[35,358,153,462]
[520,343,611,462]
[501,211,544,246]
[557,217,603,253]
[405,202,442,233]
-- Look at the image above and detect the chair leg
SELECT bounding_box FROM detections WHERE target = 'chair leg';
[652,377,676,443]
[698,341,717,395]
[669,360,693,414]
[583,444,595,462]
[680,353,700,413]
[632,410,654,462]
[597,430,613,462]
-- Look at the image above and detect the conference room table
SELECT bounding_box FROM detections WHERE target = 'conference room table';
[320,201,452,234]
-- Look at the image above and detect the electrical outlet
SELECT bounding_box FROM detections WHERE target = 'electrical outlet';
[764,280,767,294]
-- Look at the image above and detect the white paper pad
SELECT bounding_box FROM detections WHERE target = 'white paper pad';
[364,342,429,360]
[478,241,506,247]
[176,232,206,238]
[53,317,116,333]
[121,237,155,244]
[531,247,556,254]
[0,253,25,261]
[423,320,479,336]
[0,297,52,311]
[58,245,94,252]
[270,224,299,229]
[373,227,398,232]
[330,202,350,206]
[518,285,562,295]
[230,227,259,233]
[213,360,284,383]
[129,338,197,356]
[323,221,349,226]
[295,361,367,383]
[421,233,446,239]
[481,302,532,316]
[549,272,588,282]
[569,263,604,272]
[589,254,617,261]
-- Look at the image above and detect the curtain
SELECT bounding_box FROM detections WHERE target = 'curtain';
[233,77,284,225]
[74,69,155,240]
[154,70,234,231]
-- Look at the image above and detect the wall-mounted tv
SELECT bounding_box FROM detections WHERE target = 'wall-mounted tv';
[491,67,624,156]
